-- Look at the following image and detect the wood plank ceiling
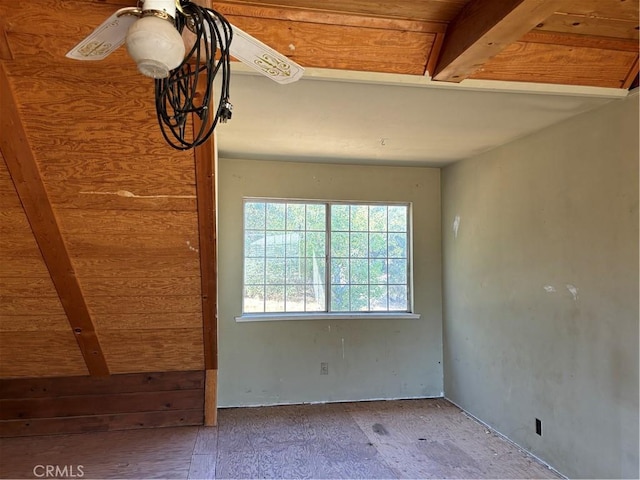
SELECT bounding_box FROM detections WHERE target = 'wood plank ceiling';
[0,0,638,379]
[213,0,639,88]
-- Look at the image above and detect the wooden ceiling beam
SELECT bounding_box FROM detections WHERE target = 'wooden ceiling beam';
[432,0,562,82]
[0,63,109,376]
[623,58,639,90]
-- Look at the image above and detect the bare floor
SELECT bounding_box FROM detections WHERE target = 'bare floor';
[1,399,562,479]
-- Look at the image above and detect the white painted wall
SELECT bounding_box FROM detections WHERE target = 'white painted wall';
[442,93,639,478]
[218,160,442,406]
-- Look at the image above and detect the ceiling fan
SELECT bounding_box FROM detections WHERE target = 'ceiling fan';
[66,0,305,149]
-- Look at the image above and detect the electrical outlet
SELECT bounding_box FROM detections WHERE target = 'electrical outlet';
[535,418,542,436]
[320,362,328,375]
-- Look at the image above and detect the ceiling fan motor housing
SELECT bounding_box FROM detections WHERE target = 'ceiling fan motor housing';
[125,0,185,79]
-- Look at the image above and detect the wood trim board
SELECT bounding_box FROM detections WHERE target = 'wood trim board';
[0,371,205,437]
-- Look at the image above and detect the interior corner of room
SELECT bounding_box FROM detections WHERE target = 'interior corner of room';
[0,0,638,479]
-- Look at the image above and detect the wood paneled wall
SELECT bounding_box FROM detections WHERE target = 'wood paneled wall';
[0,371,204,437]
[0,153,88,378]
[0,0,636,382]
[0,0,206,377]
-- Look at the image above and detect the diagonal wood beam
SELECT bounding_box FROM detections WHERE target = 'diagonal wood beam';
[432,0,561,82]
[0,63,109,376]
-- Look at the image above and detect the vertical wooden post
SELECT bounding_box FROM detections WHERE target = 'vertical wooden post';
[193,79,218,427]
[204,369,218,426]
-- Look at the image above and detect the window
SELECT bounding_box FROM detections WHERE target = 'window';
[242,199,412,316]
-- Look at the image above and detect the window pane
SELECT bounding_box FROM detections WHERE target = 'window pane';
[243,285,264,313]
[245,202,265,229]
[245,231,265,257]
[306,204,326,231]
[350,205,368,231]
[266,258,285,284]
[306,231,325,258]
[285,285,305,312]
[369,205,387,231]
[350,285,368,311]
[331,258,349,285]
[243,200,410,315]
[265,285,284,312]
[266,203,285,230]
[286,257,304,284]
[350,259,368,284]
[245,258,265,285]
[369,232,387,258]
[369,284,388,311]
[389,285,408,311]
[286,231,304,257]
[328,203,409,313]
[388,206,407,232]
[350,232,368,258]
[369,259,387,285]
[266,231,286,257]
[331,232,349,257]
[305,257,325,285]
[331,285,349,311]
[306,285,325,311]
[331,205,349,231]
[287,203,305,230]
[388,259,407,284]
[388,232,407,258]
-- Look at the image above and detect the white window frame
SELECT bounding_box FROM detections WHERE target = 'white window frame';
[236,198,421,322]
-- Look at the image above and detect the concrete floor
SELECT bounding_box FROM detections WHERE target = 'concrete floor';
[0,399,563,479]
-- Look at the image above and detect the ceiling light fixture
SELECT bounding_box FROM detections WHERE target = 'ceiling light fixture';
[66,0,304,151]
[103,0,231,149]
[125,1,185,79]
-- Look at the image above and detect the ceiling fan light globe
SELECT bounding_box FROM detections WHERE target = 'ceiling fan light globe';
[136,59,170,79]
[125,16,185,79]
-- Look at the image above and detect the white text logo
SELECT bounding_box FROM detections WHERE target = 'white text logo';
[33,465,84,478]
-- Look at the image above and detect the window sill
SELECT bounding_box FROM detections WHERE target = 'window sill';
[235,312,421,322]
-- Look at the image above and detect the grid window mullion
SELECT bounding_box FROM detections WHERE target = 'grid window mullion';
[284,204,288,312]
[262,222,267,312]
[347,206,351,310]
[325,204,331,313]
[304,205,307,312]
[244,200,410,315]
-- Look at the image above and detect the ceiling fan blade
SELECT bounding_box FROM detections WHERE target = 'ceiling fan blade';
[66,8,139,61]
[228,24,304,84]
